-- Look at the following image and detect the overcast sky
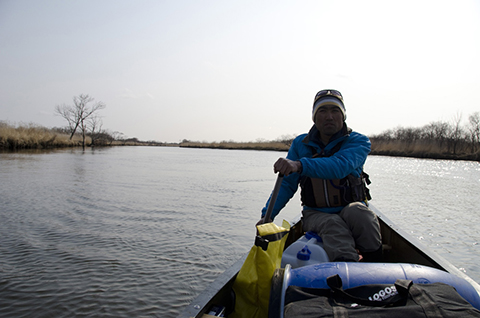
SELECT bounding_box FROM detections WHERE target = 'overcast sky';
[1,0,479,142]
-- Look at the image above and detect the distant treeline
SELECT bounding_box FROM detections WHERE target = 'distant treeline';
[369,112,480,161]
[181,112,480,161]
[179,138,292,151]
[2,113,480,161]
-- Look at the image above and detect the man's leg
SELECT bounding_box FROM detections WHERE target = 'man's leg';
[302,209,359,262]
[339,202,383,261]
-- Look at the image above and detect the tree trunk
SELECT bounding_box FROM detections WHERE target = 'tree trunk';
[81,119,86,150]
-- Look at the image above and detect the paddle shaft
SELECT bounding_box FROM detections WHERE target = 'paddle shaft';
[263,174,284,224]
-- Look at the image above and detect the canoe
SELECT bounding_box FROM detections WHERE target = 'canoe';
[177,204,480,317]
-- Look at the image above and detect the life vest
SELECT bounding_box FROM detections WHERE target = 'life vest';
[299,143,372,208]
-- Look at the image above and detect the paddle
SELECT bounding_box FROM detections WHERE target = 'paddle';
[232,173,289,318]
[262,173,284,224]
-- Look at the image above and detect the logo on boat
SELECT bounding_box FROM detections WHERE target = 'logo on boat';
[368,285,398,301]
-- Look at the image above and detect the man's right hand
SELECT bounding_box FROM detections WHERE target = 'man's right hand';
[256,216,273,226]
[274,158,302,176]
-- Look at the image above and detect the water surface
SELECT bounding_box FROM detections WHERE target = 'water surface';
[1,147,479,317]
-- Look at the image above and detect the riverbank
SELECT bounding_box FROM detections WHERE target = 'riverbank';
[369,139,480,162]
[179,140,480,162]
[2,122,479,161]
[0,123,79,149]
[0,122,175,149]
[179,140,290,151]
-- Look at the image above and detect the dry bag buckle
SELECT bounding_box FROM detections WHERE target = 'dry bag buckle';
[255,235,269,251]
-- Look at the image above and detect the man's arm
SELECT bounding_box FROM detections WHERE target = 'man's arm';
[258,135,305,221]
[299,132,370,179]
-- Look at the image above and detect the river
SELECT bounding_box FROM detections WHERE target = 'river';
[1,146,479,317]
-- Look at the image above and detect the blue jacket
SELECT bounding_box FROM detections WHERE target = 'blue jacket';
[261,124,371,220]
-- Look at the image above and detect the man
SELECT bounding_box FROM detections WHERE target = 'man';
[258,89,382,262]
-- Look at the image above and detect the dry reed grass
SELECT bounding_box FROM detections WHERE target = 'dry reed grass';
[180,141,290,151]
[371,140,444,155]
[370,139,480,160]
[182,139,480,161]
[3,121,478,161]
[0,122,86,149]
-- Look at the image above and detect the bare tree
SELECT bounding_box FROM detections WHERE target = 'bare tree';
[87,115,103,147]
[467,112,480,153]
[449,112,464,155]
[110,131,124,145]
[55,94,106,148]
[422,121,451,147]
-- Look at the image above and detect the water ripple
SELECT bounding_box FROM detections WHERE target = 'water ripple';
[2,149,479,317]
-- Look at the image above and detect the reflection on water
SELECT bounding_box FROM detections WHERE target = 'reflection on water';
[365,156,480,276]
[1,147,479,317]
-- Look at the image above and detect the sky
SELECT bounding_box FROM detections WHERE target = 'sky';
[1,0,480,143]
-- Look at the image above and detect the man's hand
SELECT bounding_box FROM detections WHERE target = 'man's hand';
[274,158,302,176]
[256,216,273,226]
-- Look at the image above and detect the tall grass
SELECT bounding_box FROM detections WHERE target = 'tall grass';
[3,120,479,161]
[180,140,290,151]
[181,137,480,161]
[0,122,86,149]
[370,138,480,161]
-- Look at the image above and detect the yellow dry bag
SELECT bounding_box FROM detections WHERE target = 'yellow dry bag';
[230,221,289,318]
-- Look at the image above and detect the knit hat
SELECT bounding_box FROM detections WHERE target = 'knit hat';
[312,89,346,121]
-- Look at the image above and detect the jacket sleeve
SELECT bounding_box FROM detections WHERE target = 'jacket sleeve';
[299,132,371,179]
[260,136,304,220]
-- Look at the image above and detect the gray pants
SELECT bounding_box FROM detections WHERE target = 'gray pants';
[302,202,382,262]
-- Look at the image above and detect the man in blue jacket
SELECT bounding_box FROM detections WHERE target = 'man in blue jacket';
[259,89,382,262]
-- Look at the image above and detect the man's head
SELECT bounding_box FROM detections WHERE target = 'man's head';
[312,89,346,121]
[312,89,346,142]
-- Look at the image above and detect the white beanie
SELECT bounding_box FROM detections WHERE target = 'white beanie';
[312,90,346,121]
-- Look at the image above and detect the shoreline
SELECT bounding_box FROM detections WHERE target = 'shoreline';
[1,122,478,162]
[178,141,480,162]
[2,140,479,162]
[2,142,479,162]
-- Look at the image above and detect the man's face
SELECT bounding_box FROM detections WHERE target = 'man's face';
[314,105,344,140]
